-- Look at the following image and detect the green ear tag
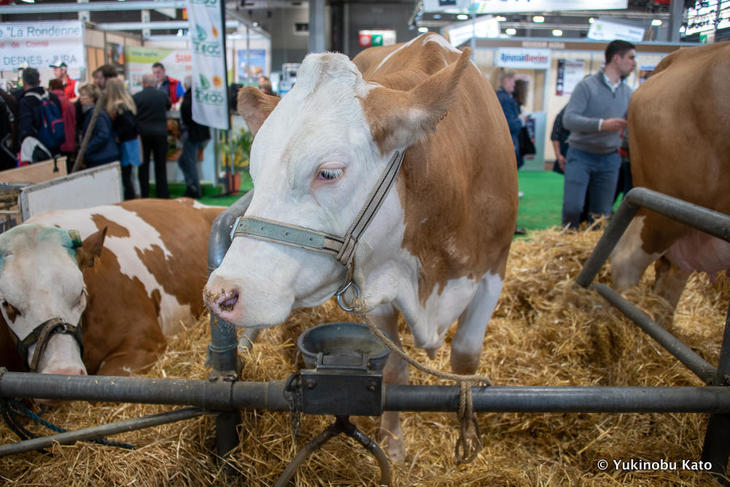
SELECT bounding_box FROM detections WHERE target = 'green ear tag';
[68,230,83,249]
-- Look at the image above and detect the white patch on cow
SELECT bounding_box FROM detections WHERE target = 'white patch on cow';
[610,215,662,290]
[373,35,421,73]
[422,33,461,55]
[188,199,224,210]
[29,206,191,336]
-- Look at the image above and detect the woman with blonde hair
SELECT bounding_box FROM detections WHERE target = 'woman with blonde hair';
[104,78,140,199]
[78,82,119,168]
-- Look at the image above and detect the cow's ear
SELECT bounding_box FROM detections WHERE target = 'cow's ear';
[361,48,472,156]
[238,86,280,138]
[77,227,107,268]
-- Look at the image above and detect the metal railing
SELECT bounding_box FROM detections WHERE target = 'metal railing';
[575,187,730,480]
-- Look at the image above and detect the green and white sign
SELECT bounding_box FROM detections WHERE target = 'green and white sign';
[187,0,229,130]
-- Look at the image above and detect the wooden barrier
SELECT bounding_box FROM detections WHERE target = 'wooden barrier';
[0,158,67,184]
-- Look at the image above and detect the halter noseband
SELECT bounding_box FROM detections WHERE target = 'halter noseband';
[14,317,84,372]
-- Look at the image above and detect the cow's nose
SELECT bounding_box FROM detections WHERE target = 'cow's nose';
[216,290,240,311]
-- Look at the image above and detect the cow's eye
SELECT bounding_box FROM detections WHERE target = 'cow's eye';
[317,167,344,181]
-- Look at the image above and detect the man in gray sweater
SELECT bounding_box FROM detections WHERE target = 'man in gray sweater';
[562,39,636,229]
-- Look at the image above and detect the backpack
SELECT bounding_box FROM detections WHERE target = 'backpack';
[26,91,65,152]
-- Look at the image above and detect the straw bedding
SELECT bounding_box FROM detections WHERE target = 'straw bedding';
[1,227,728,486]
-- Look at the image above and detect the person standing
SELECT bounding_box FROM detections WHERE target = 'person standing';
[561,39,636,229]
[105,78,139,200]
[77,83,119,167]
[178,76,210,199]
[152,62,184,106]
[133,73,171,198]
[49,61,77,101]
[493,69,523,169]
[17,68,63,158]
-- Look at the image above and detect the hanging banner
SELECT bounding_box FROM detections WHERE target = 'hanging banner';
[188,0,229,130]
[0,21,85,71]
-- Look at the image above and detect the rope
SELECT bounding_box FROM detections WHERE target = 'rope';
[350,298,488,463]
[0,398,134,451]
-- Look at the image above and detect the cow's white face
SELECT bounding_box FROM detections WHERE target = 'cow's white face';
[205,50,470,328]
[0,225,102,374]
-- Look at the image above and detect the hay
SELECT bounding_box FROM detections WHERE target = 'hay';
[2,227,728,486]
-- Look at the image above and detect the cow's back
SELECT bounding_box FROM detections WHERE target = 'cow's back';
[629,42,730,215]
[354,35,518,297]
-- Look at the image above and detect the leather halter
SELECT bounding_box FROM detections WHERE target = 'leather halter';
[14,317,84,372]
[231,150,406,311]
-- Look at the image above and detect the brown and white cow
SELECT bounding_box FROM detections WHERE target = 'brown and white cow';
[204,33,518,459]
[611,42,730,309]
[0,198,223,376]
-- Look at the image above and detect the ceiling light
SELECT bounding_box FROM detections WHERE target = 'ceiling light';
[495,16,506,22]
[433,14,441,19]
[418,26,429,33]
[532,15,545,23]
[589,17,595,24]
[457,14,469,21]
[505,28,517,35]
[552,29,563,37]
[252,21,259,27]
[651,19,663,26]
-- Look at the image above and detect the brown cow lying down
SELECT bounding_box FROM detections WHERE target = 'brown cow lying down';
[0,198,223,376]
[611,41,730,310]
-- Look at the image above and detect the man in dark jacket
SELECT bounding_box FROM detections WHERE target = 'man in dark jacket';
[178,76,210,198]
[133,73,171,198]
[17,68,63,153]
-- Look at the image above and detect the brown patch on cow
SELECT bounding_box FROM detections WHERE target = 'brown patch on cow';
[81,245,168,375]
[354,35,518,303]
[76,227,107,268]
[238,86,280,137]
[91,214,130,238]
[116,199,224,316]
[623,41,730,280]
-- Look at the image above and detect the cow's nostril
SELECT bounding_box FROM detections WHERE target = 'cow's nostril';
[216,290,240,312]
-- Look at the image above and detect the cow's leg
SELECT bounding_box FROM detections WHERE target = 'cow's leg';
[610,216,663,291]
[450,273,503,374]
[368,302,406,462]
[653,255,691,310]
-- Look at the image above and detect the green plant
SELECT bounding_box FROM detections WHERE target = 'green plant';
[220,129,252,172]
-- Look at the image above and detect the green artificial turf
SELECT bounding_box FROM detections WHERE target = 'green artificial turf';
[162,170,571,233]
[515,170,565,232]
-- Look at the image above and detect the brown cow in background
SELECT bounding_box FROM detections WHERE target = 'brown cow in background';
[611,41,730,309]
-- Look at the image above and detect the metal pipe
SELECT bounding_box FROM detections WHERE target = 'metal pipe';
[575,195,638,287]
[3,373,730,414]
[207,190,254,457]
[0,407,206,457]
[702,303,730,478]
[593,283,717,384]
[577,187,730,288]
[383,385,730,413]
[0,373,289,411]
[625,188,730,243]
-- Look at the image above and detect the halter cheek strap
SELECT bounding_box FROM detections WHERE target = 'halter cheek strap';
[230,150,406,311]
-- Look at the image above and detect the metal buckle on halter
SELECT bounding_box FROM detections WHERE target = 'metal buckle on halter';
[335,280,361,313]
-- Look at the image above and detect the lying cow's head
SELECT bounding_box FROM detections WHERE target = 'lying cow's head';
[205,49,471,327]
[0,224,106,374]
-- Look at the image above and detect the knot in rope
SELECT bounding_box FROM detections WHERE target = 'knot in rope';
[349,297,489,463]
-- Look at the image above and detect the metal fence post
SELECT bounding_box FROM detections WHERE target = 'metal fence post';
[702,303,730,480]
